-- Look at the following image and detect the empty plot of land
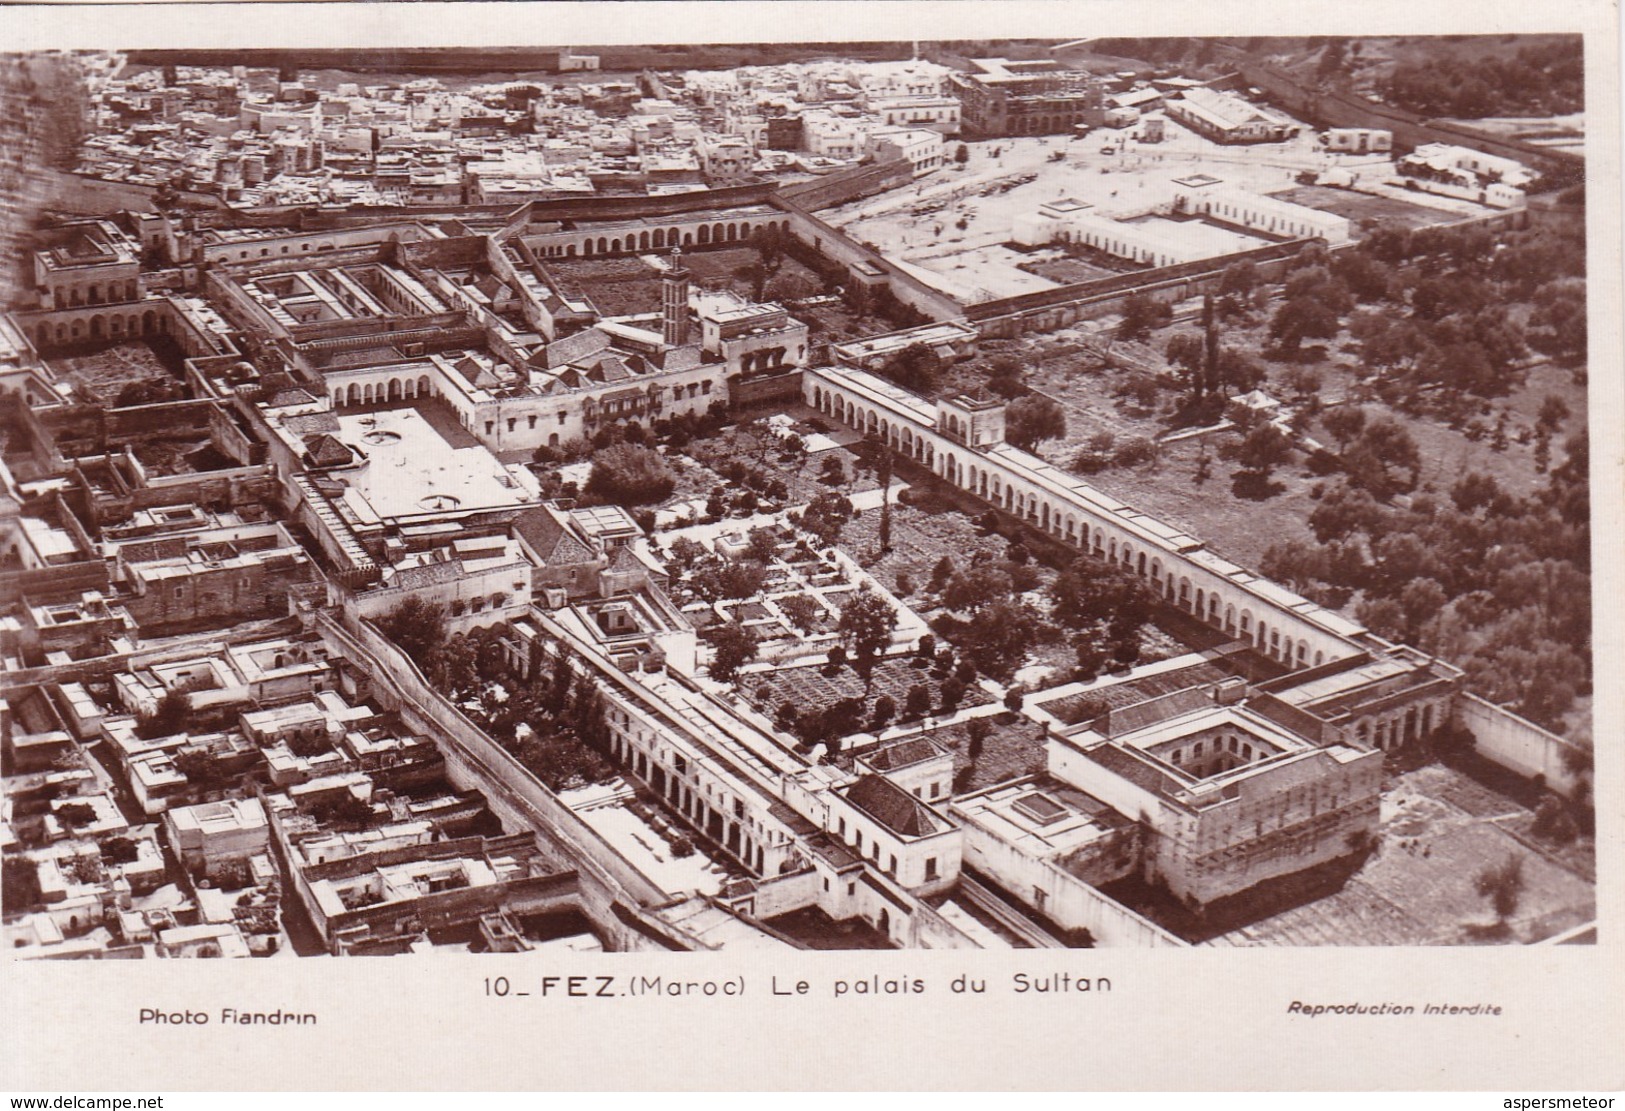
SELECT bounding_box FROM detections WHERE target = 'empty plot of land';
[1269,186,1463,232]
[905,242,1061,299]
[1021,255,1119,284]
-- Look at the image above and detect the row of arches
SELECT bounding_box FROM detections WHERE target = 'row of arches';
[1354,701,1441,752]
[50,278,141,310]
[332,374,436,407]
[608,724,777,878]
[808,378,1338,672]
[29,308,166,351]
[531,217,792,260]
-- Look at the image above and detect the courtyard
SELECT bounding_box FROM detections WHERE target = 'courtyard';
[1205,762,1596,946]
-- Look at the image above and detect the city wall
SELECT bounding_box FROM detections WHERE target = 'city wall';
[1222,51,1585,187]
[773,196,965,322]
[967,237,1313,334]
[778,160,916,212]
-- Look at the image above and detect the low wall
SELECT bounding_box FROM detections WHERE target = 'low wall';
[0,561,111,606]
[960,822,1186,947]
[741,867,820,920]
[1456,693,1587,799]
[729,370,805,410]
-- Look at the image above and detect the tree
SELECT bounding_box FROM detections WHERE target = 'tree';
[1116,291,1172,341]
[585,443,676,506]
[1345,417,1422,497]
[966,716,992,761]
[1049,558,1152,636]
[837,585,898,663]
[904,683,933,721]
[1473,853,1526,930]
[746,527,780,565]
[1216,260,1261,316]
[943,562,1014,614]
[1004,395,1067,452]
[871,695,897,731]
[959,599,1041,681]
[880,342,942,393]
[877,449,895,551]
[1166,333,1206,400]
[705,623,761,683]
[985,355,1027,398]
[779,593,823,634]
[1320,406,1367,453]
[1229,422,1295,478]
[1537,394,1571,435]
[377,597,448,669]
[1269,294,1342,356]
[954,142,970,166]
[134,687,194,740]
[939,677,967,713]
[929,556,957,593]
[797,491,854,547]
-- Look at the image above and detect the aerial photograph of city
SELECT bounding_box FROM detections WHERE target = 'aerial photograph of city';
[0,34,1594,958]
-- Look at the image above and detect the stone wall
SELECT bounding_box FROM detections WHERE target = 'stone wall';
[1457,693,1588,799]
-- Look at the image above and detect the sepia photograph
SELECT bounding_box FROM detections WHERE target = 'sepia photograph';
[0,0,1619,1092]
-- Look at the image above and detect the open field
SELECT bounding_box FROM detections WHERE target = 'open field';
[953,312,1586,573]
[828,110,1406,300]
[1271,185,1465,232]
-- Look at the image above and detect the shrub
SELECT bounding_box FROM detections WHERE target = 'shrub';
[584,444,676,506]
[1114,437,1159,467]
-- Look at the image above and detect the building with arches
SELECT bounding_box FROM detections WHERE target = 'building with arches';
[949,58,1105,138]
[803,361,1464,753]
[29,219,142,313]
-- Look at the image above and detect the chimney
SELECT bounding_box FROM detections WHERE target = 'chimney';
[662,247,690,348]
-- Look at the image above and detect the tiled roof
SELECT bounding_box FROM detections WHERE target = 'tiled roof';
[544,326,612,369]
[282,411,341,436]
[303,433,354,468]
[842,774,943,838]
[864,736,943,771]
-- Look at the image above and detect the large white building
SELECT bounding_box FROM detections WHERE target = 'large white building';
[869,127,947,177]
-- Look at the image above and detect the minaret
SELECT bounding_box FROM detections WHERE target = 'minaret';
[662,247,690,348]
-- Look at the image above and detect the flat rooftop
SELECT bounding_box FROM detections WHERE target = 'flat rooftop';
[953,777,1129,860]
[332,406,541,523]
